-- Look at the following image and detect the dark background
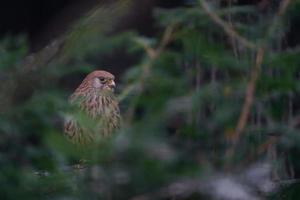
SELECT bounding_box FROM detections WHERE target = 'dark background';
[0,0,185,51]
[3,0,291,52]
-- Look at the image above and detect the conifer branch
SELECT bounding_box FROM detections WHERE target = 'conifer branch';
[199,0,256,50]
[226,0,292,160]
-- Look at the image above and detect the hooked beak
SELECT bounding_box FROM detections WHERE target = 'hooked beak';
[108,80,116,90]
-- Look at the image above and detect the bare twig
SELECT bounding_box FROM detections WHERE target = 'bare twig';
[226,0,239,58]
[225,0,292,161]
[278,0,291,16]
[119,24,176,121]
[155,25,175,57]
[235,47,265,140]
[199,0,256,50]
[225,47,265,160]
[119,24,176,101]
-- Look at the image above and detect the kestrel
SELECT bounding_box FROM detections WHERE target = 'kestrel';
[64,70,121,145]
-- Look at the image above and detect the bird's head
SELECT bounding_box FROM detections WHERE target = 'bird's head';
[83,70,116,92]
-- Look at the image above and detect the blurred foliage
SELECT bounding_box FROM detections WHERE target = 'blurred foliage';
[1,0,300,199]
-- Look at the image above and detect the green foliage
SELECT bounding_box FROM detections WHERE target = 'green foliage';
[1,0,300,199]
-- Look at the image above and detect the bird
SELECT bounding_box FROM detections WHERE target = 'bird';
[64,70,121,145]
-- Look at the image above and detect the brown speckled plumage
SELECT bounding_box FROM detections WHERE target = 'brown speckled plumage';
[64,70,121,145]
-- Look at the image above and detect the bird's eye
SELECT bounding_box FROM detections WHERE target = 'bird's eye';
[99,77,106,82]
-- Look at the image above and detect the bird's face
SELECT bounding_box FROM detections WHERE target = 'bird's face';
[93,76,116,92]
[81,70,116,93]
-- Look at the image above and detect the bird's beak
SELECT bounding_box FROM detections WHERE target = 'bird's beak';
[108,80,116,89]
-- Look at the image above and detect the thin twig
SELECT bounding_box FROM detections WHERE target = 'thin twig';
[235,47,265,140]
[225,0,292,160]
[155,25,175,57]
[225,47,265,159]
[278,0,291,16]
[119,24,176,121]
[199,0,256,50]
[227,0,239,58]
